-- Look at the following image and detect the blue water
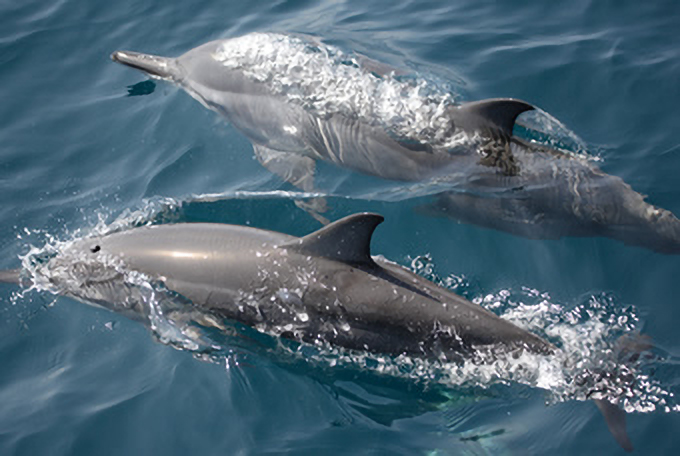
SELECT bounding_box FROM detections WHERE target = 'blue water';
[1,0,679,454]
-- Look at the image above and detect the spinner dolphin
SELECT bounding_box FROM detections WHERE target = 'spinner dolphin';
[1,213,633,450]
[111,32,680,253]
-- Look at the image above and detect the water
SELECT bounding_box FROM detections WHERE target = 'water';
[1,0,679,454]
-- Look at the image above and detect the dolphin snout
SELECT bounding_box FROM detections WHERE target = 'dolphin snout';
[110,50,125,63]
[111,50,177,80]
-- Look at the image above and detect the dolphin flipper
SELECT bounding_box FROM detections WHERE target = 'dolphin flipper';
[253,144,329,224]
[253,144,317,192]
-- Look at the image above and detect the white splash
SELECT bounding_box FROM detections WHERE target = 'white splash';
[404,254,679,413]
[211,33,592,158]
[212,33,461,149]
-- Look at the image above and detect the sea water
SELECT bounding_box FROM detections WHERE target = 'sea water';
[1,1,679,454]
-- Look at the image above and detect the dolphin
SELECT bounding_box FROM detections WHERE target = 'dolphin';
[4,214,555,358]
[111,32,680,253]
[1,213,632,450]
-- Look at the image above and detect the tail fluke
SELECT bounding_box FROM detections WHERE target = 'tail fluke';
[592,333,654,452]
[621,205,680,255]
[594,399,633,452]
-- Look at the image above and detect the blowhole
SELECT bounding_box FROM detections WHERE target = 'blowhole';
[91,245,101,253]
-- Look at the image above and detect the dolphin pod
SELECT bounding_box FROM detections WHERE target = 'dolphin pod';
[0,32,649,454]
[111,32,680,253]
[0,213,633,451]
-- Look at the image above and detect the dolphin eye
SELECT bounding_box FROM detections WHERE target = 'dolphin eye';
[91,245,101,253]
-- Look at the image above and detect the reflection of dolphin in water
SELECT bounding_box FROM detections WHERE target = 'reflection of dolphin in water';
[421,143,680,253]
[0,213,632,450]
[111,32,680,253]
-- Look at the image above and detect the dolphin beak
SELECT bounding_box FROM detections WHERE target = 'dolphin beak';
[111,50,177,80]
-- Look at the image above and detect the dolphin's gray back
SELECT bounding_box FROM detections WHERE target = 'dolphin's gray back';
[172,41,460,180]
[97,224,294,309]
[79,220,554,359]
[304,113,469,181]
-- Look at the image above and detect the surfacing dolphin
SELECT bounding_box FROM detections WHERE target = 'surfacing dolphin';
[110,32,680,253]
[1,214,632,451]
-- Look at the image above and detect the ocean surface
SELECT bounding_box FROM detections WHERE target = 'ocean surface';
[1,0,679,454]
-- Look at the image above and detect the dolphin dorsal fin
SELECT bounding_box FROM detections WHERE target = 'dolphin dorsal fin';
[284,213,384,265]
[456,98,535,135]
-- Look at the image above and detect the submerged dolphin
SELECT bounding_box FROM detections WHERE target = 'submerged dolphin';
[111,32,680,253]
[1,213,632,450]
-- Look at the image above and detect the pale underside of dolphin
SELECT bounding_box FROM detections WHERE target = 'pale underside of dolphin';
[110,32,680,253]
[1,213,632,451]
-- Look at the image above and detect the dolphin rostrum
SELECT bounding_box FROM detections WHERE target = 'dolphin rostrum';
[111,32,680,253]
[1,213,632,450]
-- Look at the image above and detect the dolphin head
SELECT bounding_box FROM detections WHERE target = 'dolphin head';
[112,39,270,98]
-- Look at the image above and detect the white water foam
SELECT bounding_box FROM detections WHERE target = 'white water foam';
[213,33,467,150]
[405,254,678,413]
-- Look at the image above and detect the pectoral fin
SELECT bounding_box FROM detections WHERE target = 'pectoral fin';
[253,144,318,191]
[294,199,330,225]
[253,144,329,223]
